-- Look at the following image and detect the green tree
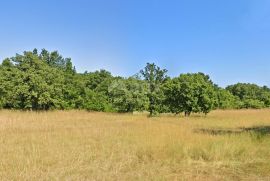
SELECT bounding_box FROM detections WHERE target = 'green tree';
[226,83,270,108]
[164,73,217,116]
[10,51,66,109]
[108,77,149,112]
[140,63,168,116]
[2,48,270,113]
[216,88,240,109]
[83,89,113,112]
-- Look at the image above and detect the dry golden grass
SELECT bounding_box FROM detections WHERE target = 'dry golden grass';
[0,110,270,180]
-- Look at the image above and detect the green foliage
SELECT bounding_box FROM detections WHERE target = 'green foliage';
[164,73,217,116]
[140,63,168,116]
[241,99,265,109]
[83,89,113,112]
[1,49,270,115]
[85,70,113,91]
[216,88,240,109]
[226,83,270,108]
[0,51,65,110]
[108,77,149,112]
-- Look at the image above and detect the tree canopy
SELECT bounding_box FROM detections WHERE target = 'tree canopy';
[1,49,270,116]
[164,73,217,116]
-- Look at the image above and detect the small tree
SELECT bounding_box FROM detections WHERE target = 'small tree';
[140,63,167,116]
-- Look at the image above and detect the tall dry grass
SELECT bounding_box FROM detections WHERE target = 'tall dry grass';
[0,110,270,180]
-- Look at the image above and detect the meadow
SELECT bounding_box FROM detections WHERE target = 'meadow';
[0,110,270,180]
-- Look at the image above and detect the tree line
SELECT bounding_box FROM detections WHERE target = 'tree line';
[1,49,270,116]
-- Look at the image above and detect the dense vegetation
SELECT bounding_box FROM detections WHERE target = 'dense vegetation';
[1,49,270,115]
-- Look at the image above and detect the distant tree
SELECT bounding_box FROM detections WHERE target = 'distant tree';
[83,89,113,112]
[226,83,270,108]
[1,48,270,114]
[39,49,67,69]
[3,51,66,110]
[241,99,265,109]
[65,58,76,74]
[108,77,149,112]
[0,58,19,108]
[140,63,168,116]
[1,58,13,67]
[85,70,113,92]
[164,73,217,116]
[216,88,240,109]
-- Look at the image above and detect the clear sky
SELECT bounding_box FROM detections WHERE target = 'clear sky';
[0,0,269,87]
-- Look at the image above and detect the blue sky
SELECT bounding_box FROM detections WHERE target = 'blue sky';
[0,0,270,87]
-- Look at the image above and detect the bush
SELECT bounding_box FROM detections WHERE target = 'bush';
[83,90,114,112]
[241,99,265,109]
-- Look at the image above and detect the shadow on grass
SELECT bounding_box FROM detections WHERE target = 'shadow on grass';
[195,126,270,136]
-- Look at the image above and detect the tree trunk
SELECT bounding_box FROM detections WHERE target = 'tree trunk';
[185,111,191,117]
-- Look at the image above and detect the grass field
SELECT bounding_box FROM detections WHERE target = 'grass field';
[0,110,270,180]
